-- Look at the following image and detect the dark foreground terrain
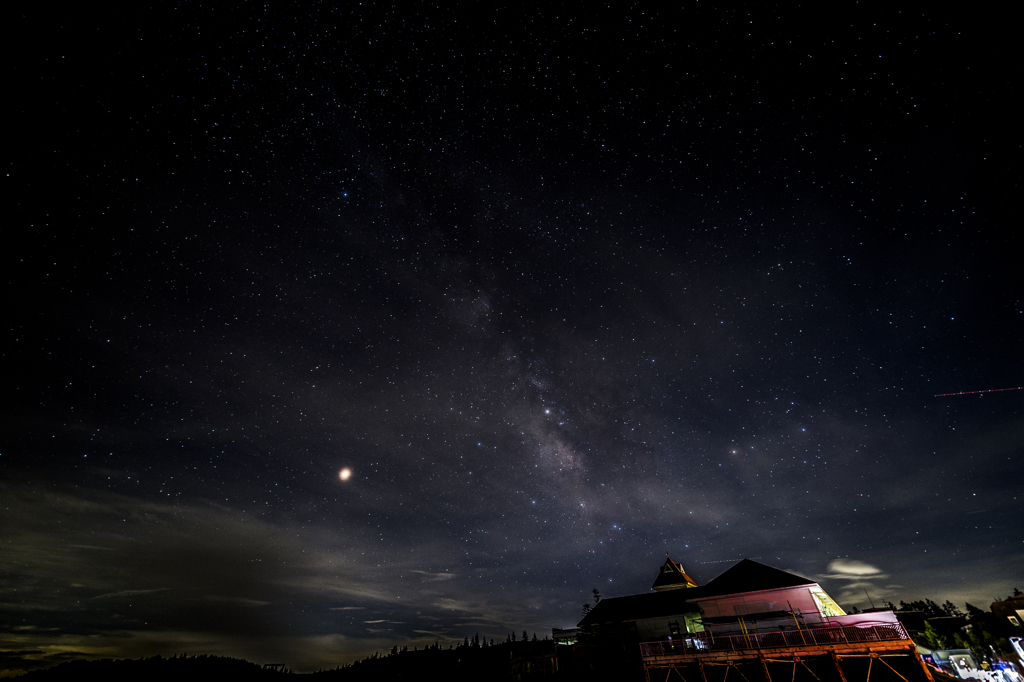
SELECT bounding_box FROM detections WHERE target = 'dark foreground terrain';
[12,655,285,682]
[8,642,597,682]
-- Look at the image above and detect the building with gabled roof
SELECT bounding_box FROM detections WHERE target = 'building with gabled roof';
[581,559,844,637]
[652,555,700,591]
[991,593,1024,628]
[575,557,933,682]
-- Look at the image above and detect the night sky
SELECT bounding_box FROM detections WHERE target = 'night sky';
[5,3,1021,674]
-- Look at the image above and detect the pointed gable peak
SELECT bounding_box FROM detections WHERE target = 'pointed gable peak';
[652,554,699,591]
[703,558,815,596]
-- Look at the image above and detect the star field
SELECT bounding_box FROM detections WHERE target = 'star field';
[3,3,1021,675]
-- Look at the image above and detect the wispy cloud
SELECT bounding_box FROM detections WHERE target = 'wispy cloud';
[203,596,271,607]
[411,570,458,582]
[91,588,172,601]
[822,559,887,580]
[432,598,476,612]
[820,559,893,608]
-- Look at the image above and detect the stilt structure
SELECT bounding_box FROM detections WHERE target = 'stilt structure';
[576,559,934,682]
[639,621,933,682]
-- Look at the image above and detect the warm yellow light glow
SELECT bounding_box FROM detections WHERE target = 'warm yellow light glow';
[339,468,352,481]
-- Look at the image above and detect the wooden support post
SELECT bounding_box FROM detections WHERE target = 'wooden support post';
[866,655,874,682]
[732,662,753,682]
[699,659,709,682]
[760,655,773,682]
[799,659,822,682]
[912,646,936,682]
[877,656,910,682]
[831,651,850,682]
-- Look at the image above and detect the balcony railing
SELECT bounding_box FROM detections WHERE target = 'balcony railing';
[640,622,909,659]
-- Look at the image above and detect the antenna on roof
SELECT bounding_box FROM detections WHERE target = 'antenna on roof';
[864,588,876,609]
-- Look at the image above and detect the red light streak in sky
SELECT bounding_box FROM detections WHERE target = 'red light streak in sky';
[933,386,1024,397]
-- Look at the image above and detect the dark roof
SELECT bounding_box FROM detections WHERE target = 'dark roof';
[990,595,1024,621]
[651,556,699,591]
[700,559,814,597]
[578,559,816,627]
[578,589,701,627]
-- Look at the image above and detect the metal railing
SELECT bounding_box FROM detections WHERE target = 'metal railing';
[640,622,909,659]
